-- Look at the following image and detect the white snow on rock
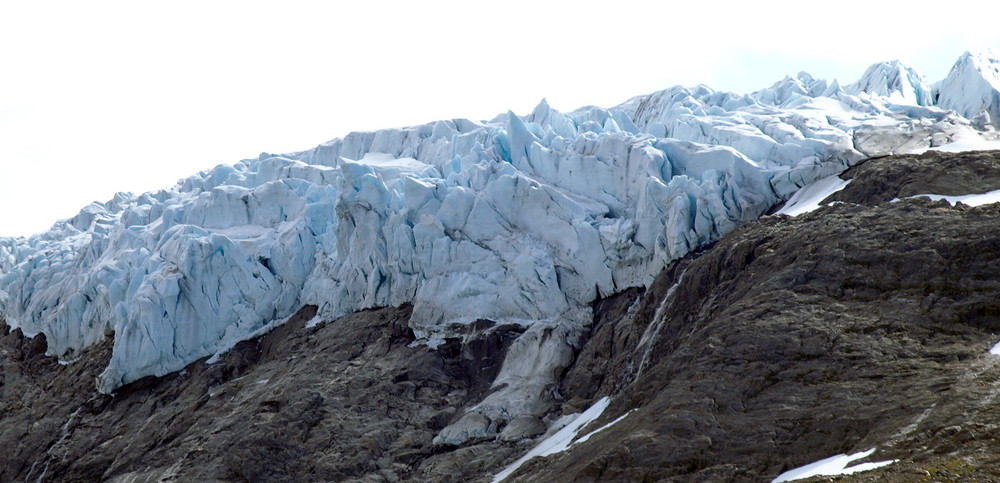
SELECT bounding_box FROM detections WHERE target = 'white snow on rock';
[492,396,612,483]
[930,135,1000,153]
[771,448,898,482]
[1,52,999,395]
[573,409,634,445]
[907,189,1000,207]
[990,340,1000,355]
[774,175,851,217]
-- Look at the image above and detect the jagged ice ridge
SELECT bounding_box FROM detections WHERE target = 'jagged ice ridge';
[1,51,998,397]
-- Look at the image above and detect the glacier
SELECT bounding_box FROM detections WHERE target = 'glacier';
[935,49,1000,129]
[846,60,933,106]
[1,51,999,403]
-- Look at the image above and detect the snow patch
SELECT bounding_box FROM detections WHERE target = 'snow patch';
[930,137,1000,153]
[908,189,1000,207]
[771,448,898,482]
[574,409,634,445]
[492,397,612,483]
[775,175,851,216]
[304,315,324,329]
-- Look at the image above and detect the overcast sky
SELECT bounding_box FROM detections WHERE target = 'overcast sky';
[2,1,999,237]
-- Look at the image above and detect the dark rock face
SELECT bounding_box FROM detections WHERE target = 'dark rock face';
[830,149,1000,205]
[4,150,1000,482]
[523,199,1000,482]
[0,306,521,482]
[516,150,1000,482]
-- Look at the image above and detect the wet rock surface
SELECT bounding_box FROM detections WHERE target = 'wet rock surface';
[4,150,1000,482]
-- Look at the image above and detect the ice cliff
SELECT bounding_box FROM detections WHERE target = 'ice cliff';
[935,49,1000,129]
[846,60,933,106]
[1,51,998,394]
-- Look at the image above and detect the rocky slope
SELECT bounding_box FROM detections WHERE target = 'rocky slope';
[3,149,1000,482]
[514,149,1000,482]
[1,305,530,482]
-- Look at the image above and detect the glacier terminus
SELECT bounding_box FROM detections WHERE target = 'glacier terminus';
[1,51,999,447]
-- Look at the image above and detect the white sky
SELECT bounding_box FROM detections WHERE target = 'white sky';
[2,0,999,237]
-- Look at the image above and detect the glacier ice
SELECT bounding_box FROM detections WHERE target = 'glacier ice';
[434,313,586,446]
[935,49,1000,129]
[847,60,933,106]
[1,52,999,398]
